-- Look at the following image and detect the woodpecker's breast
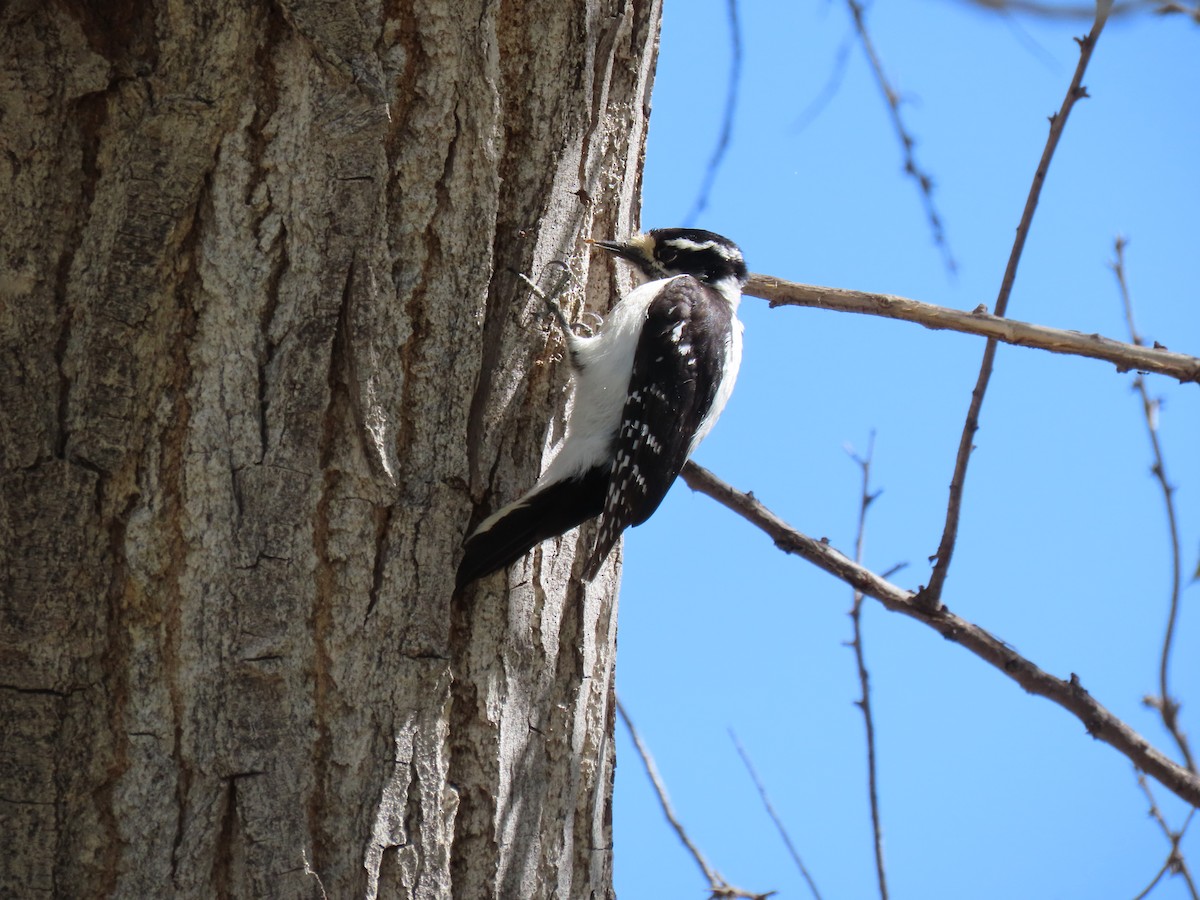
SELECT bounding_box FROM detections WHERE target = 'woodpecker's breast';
[534,277,669,485]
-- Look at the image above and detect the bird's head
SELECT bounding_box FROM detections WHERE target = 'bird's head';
[591,228,748,297]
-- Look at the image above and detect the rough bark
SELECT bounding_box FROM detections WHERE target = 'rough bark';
[0,0,659,896]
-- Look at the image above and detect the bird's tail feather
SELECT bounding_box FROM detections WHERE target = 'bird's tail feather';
[582,527,621,583]
[456,468,607,590]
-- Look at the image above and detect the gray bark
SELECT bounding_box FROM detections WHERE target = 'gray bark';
[0,0,660,896]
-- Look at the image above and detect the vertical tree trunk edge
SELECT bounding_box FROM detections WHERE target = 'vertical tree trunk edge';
[0,1,662,897]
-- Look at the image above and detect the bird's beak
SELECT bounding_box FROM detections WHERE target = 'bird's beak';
[587,237,636,261]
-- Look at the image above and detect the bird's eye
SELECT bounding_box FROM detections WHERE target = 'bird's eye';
[659,248,679,264]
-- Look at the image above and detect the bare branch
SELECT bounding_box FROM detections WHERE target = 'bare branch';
[1132,857,1175,900]
[684,0,743,226]
[1154,1,1200,22]
[793,30,855,134]
[746,275,1200,384]
[963,0,1200,24]
[846,0,955,273]
[960,0,1142,18]
[729,731,824,900]
[922,2,1112,608]
[846,434,890,900]
[1136,775,1200,899]
[1111,238,1196,776]
[616,699,777,900]
[679,461,1200,809]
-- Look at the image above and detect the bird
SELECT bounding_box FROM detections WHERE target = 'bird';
[456,227,748,590]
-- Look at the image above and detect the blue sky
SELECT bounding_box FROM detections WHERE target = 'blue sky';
[613,2,1199,898]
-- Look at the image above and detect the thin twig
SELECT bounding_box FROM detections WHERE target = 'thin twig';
[616,698,777,900]
[793,30,855,134]
[728,730,824,900]
[1178,841,1200,899]
[846,434,889,900]
[921,1,1113,610]
[1136,774,1200,899]
[1132,857,1174,900]
[1154,1,1200,22]
[684,0,742,226]
[1111,237,1196,775]
[679,460,1200,810]
[846,0,955,274]
[962,0,1141,18]
[746,274,1200,385]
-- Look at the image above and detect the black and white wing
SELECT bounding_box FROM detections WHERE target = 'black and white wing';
[582,276,733,580]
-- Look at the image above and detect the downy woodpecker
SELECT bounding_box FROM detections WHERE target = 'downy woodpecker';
[456,228,748,589]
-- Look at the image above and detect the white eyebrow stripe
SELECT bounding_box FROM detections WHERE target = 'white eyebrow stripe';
[663,238,717,252]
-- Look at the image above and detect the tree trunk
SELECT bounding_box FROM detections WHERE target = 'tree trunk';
[0,1,659,896]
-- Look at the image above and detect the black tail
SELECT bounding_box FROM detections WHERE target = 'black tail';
[582,527,622,583]
[456,467,608,590]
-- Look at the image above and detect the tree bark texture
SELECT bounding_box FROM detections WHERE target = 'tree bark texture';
[0,0,660,896]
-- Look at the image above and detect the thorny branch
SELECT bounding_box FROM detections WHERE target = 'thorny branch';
[617,699,777,900]
[921,1,1112,609]
[729,731,824,900]
[679,460,1200,810]
[846,434,889,900]
[746,274,1200,385]
[845,0,955,273]
[1111,237,1196,775]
